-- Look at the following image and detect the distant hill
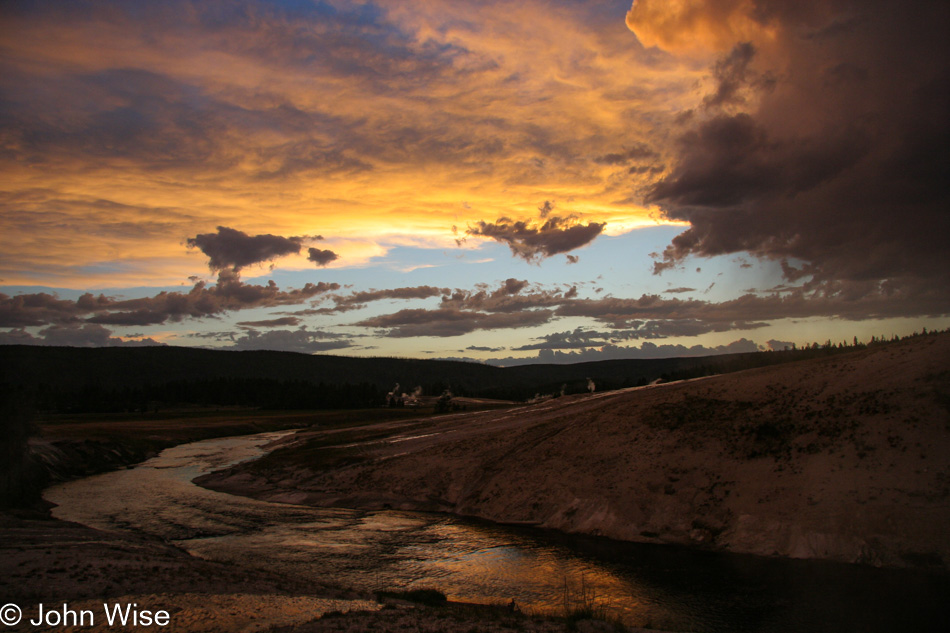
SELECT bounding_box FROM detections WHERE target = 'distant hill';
[0,342,869,413]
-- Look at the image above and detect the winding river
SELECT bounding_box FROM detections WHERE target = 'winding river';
[45,430,949,632]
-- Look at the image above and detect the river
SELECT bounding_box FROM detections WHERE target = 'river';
[44,430,949,632]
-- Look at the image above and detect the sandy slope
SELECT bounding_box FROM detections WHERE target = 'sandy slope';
[200,334,950,569]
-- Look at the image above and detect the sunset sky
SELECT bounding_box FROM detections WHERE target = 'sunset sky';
[1,0,948,364]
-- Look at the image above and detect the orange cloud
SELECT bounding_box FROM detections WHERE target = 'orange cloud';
[0,1,709,288]
[625,0,778,54]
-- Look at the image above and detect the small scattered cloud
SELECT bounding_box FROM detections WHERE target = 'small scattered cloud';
[226,327,353,354]
[307,247,340,267]
[186,226,312,271]
[465,345,506,353]
[439,280,567,314]
[236,316,302,328]
[664,287,696,294]
[464,202,606,263]
[354,307,554,338]
[329,285,449,312]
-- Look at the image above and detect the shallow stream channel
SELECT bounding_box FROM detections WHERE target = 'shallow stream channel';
[45,430,949,632]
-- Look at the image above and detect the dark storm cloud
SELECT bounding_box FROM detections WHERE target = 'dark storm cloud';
[648,113,868,216]
[702,42,763,109]
[307,248,340,267]
[187,226,310,271]
[466,203,606,262]
[644,0,950,316]
[354,307,554,338]
[0,271,339,329]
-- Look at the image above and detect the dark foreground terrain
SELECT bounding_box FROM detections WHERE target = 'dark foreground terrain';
[2,407,648,632]
[2,333,948,631]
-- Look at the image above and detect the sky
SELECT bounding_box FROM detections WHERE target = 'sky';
[1,0,948,365]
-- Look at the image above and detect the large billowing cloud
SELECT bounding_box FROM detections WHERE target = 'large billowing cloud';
[629,0,950,314]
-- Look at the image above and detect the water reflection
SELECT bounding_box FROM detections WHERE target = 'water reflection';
[46,431,949,632]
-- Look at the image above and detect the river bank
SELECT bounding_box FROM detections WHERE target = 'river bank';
[4,416,662,632]
[40,430,950,632]
[198,334,950,570]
